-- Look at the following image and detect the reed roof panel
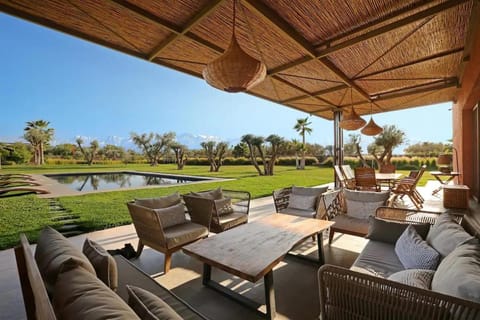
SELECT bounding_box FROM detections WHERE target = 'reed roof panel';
[0,0,475,120]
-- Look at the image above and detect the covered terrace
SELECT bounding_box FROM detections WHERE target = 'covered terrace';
[1,0,479,199]
[1,0,480,319]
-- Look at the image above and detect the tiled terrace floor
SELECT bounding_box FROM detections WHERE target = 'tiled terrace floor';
[0,181,453,319]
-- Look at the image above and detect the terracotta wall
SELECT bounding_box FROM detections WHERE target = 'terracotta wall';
[452,3,480,189]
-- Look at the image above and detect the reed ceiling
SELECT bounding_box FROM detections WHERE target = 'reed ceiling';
[0,0,476,120]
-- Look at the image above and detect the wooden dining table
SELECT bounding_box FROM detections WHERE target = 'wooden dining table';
[183,214,334,320]
[375,173,403,189]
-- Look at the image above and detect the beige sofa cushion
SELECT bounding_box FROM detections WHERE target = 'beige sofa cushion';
[153,203,187,228]
[213,197,234,216]
[34,226,95,293]
[344,189,390,220]
[53,259,139,319]
[191,187,223,200]
[388,269,435,290]
[127,285,182,320]
[431,241,480,303]
[287,194,317,211]
[164,223,208,249]
[426,212,475,258]
[135,192,181,209]
[82,238,118,291]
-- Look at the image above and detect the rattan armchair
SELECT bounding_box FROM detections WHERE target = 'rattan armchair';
[272,186,329,218]
[183,189,251,233]
[325,189,390,244]
[126,201,208,273]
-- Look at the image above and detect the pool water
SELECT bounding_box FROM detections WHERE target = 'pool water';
[46,172,207,192]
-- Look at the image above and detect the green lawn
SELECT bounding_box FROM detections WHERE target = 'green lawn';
[0,164,435,250]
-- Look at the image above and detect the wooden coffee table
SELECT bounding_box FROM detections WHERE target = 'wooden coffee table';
[183,214,334,319]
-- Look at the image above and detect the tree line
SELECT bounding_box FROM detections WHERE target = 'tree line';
[0,119,452,175]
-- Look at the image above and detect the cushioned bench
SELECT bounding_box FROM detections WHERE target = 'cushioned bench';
[318,207,480,319]
[15,231,208,320]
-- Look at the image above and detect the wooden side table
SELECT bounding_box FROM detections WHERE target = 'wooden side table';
[430,171,460,195]
[443,184,470,209]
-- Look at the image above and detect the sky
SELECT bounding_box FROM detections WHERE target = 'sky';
[0,13,453,152]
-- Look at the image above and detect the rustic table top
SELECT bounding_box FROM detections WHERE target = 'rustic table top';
[183,214,334,282]
[375,173,403,180]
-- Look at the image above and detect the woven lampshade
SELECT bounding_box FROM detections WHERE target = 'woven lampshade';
[437,154,453,165]
[203,35,266,92]
[339,106,366,130]
[361,117,383,135]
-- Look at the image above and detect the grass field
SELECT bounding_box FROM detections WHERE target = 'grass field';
[0,164,435,250]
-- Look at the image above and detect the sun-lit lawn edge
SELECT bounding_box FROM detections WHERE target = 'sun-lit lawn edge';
[0,164,434,250]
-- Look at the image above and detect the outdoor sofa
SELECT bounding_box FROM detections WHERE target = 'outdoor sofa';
[318,207,480,319]
[15,227,209,320]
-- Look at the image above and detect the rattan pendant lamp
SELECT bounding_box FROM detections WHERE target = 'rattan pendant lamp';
[202,0,266,92]
[339,87,366,130]
[361,102,383,136]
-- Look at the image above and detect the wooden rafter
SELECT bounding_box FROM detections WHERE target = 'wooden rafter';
[111,0,225,61]
[242,0,372,103]
[315,0,469,57]
[281,84,349,104]
[272,75,335,106]
[355,47,465,80]
[372,78,458,101]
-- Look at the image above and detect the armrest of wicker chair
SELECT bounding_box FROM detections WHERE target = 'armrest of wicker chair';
[318,264,480,320]
[272,187,292,212]
[221,189,251,215]
[375,206,462,225]
[317,189,345,220]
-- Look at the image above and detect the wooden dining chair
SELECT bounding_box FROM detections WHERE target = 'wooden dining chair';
[354,167,380,191]
[340,165,356,189]
[390,165,427,209]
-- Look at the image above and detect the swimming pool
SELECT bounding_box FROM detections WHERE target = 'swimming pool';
[45,172,210,192]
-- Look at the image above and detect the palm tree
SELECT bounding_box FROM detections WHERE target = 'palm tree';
[24,120,54,165]
[293,117,312,169]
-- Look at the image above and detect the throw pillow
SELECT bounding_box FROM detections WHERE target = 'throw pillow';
[191,187,223,200]
[431,241,480,303]
[287,194,317,211]
[366,217,430,244]
[153,203,187,228]
[388,269,436,289]
[82,238,118,291]
[135,192,181,209]
[395,225,440,270]
[344,189,390,219]
[426,212,475,258]
[34,226,96,293]
[291,186,328,197]
[127,285,182,320]
[53,259,140,319]
[214,197,234,216]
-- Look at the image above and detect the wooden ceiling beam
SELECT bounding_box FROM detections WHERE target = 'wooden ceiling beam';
[372,78,458,102]
[256,0,468,83]
[354,47,465,79]
[272,75,336,106]
[315,0,469,58]
[242,0,372,103]
[281,84,348,103]
[147,0,225,60]
[111,0,226,61]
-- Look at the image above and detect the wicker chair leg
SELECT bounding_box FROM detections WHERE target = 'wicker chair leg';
[136,240,144,258]
[164,253,172,273]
